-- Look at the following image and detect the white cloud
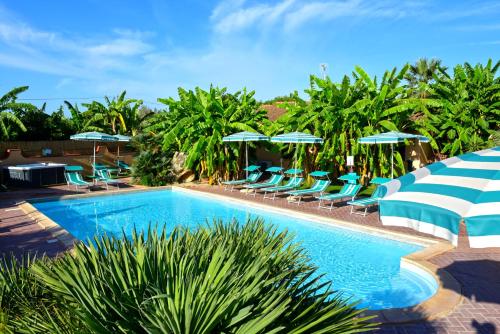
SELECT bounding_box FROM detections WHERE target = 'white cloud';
[87,38,152,57]
[211,0,411,34]
[213,0,295,34]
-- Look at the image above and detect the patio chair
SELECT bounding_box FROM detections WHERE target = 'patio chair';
[347,177,391,216]
[116,160,131,175]
[286,171,331,205]
[91,162,117,176]
[222,165,262,191]
[262,169,304,200]
[96,168,123,190]
[64,165,91,191]
[318,183,362,210]
[243,167,284,196]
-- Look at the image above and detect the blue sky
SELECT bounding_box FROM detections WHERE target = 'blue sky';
[0,0,499,111]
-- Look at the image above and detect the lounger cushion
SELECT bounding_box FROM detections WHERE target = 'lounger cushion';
[347,197,380,207]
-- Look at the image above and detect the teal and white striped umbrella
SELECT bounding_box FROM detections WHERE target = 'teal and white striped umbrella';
[358,131,430,178]
[113,134,132,159]
[70,132,118,142]
[70,132,118,176]
[222,131,269,142]
[379,146,500,248]
[222,131,269,178]
[271,132,323,170]
[358,131,429,144]
[271,131,324,144]
[113,134,131,142]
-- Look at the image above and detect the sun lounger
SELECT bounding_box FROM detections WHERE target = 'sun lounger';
[96,168,123,190]
[64,166,91,191]
[262,172,304,200]
[318,183,362,210]
[116,160,131,175]
[243,167,284,196]
[222,165,262,191]
[287,171,331,205]
[347,177,391,216]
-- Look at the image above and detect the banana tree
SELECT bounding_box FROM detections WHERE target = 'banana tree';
[416,59,500,156]
[84,91,143,134]
[156,86,268,183]
[0,86,32,139]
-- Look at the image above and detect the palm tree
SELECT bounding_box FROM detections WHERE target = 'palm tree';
[405,58,446,98]
[0,86,31,139]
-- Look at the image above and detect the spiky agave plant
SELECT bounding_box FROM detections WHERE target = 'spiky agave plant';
[25,219,377,333]
[0,255,83,333]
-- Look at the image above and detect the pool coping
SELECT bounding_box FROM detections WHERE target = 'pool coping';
[17,185,463,324]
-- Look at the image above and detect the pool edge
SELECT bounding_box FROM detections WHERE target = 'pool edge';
[18,185,463,324]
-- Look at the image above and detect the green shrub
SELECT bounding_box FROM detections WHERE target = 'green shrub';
[1,220,377,333]
[131,132,176,186]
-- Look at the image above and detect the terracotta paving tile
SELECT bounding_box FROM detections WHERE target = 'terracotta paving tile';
[0,182,499,334]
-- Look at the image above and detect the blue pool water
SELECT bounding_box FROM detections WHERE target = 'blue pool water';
[32,189,437,309]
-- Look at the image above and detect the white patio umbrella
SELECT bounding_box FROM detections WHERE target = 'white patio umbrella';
[70,132,118,176]
[270,132,324,171]
[222,131,269,178]
[358,131,430,178]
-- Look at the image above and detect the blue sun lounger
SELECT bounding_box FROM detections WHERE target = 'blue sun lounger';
[222,165,262,191]
[287,171,331,205]
[318,184,362,210]
[96,168,124,190]
[64,166,91,191]
[318,173,361,210]
[243,167,284,196]
[347,177,391,216]
[262,169,304,200]
[117,160,131,175]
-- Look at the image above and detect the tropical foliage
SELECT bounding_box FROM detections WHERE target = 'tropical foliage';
[144,86,268,184]
[272,59,498,179]
[1,59,498,181]
[0,220,376,333]
[0,86,31,139]
[11,103,75,140]
[413,60,500,156]
[131,132,176,186]
[82,90,145,135]
[5,90,150,140]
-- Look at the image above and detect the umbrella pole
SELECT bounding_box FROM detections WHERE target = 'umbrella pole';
[93,141,96,179]
[294,144,299,171]
[245,142,249,179]
[391,143,394,178]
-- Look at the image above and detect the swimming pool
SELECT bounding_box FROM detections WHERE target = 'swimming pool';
[32,188,437,310]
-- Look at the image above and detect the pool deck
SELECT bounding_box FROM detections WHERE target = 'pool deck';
[1,182,499,334]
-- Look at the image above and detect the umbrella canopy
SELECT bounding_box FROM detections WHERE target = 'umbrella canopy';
[70,132,118,142]
[271,132,323,170]
[358,131,429,144]
[222,131,269,142]
[113,134,132,159]
[271,131,324,144]
[113,134,131,142]
[379,146,500,248]
[222,131,269,178]
[358,131,430,178]
[70,132,118,176]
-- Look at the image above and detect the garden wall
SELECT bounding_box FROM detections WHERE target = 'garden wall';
[0,140,135,175]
